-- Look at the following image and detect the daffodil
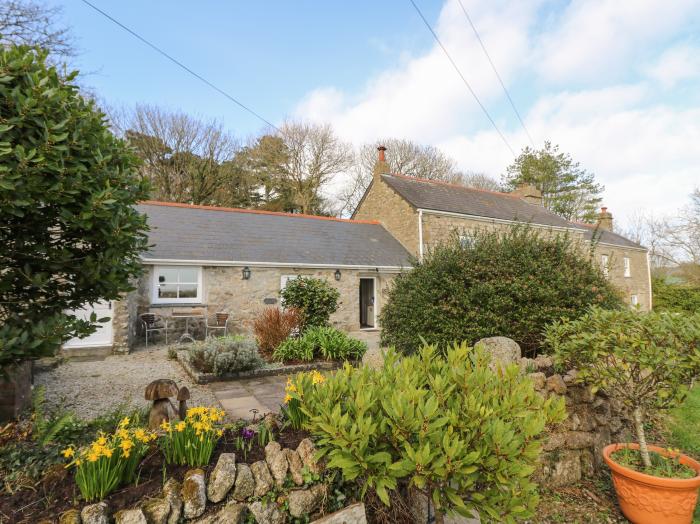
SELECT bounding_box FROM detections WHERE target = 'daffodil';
[175,421,186,432]
[284,393,292,404]
[61,447,75,459]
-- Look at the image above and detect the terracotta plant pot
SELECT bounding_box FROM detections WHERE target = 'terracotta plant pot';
[603,443,700,524]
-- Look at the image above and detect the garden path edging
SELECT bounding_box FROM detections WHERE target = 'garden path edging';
[176,351,345,384]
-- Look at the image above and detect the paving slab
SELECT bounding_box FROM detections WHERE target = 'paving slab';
[210,374,288,421]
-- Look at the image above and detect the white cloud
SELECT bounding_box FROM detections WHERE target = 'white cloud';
[645,43,700,88]
[293,0,700,228]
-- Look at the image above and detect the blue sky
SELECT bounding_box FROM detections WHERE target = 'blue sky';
[63,0,700,226]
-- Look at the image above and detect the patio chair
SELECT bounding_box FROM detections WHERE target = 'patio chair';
[140,313,169,346]
[205,312,230,338]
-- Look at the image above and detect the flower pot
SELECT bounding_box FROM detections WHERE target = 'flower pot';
[603,443,700,524]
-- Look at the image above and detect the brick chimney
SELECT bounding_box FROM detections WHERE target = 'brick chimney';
[373,145,390,180]
[597,207,613,231]
[512,183,543,206]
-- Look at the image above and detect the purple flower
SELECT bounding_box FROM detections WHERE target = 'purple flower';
[241,427,255,440]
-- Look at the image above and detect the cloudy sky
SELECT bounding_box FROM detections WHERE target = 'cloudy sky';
[65,0,700,228]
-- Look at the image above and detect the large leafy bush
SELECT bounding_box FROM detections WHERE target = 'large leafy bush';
[273,326,367,362]
[380,226,622,355]
[280,277,340,330]
[546,307,700,468]
[652,276,700,314]
[291,342,565,522]
[0,46,149,368]
[187,336,263,375]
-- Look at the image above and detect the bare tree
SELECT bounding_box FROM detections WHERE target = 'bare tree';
[277,121,354,215]
[0,1,75,60]
[458,171,503,191]
[338,138,464,216]
[116,105,240,205]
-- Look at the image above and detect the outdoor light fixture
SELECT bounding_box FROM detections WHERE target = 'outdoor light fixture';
[242,266,251,280]
[334,269,342,281]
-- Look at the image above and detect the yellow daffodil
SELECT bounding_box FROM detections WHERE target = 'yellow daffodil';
[175,421,186,432]
[87,451,99,463]
[160,420,172,432]
[61,447,75,459]
[216,429,223,437]
[96,434,108,446]
[119,417,130,427]
[284,393,292,404]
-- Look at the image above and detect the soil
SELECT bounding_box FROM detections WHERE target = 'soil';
[0,427,310,524]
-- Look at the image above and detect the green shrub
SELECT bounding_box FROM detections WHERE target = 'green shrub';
[545,307,700,470]
[652,276,700,313]
[188,336,263,375]
[292,342,566,522]
[380,226,622,355]
[272,327,367,362]
[280,277,340,330]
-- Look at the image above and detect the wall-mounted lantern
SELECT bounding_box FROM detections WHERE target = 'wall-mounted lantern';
[242,266,251,280]
[334,269,342,281]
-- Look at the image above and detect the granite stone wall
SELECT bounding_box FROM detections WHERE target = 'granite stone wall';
[114,265,398,351]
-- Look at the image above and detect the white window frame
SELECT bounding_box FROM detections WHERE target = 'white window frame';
[601,255,610,277]
[280,274,301,291]
[152,266,203,304]
[623,257,631,277]
[631,294,638,307]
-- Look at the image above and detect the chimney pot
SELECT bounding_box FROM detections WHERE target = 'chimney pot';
[373,145,390,180]
[597,207,613,231]
[377,145,387,162]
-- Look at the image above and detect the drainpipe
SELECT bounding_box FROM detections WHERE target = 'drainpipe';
[418,209,424,261]
[646,251,653,310]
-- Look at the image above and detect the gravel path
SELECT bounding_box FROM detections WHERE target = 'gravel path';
[35,346,220,420]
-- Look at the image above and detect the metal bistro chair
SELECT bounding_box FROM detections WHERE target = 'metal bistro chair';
[140,313,169,346]
[205,312,230,338]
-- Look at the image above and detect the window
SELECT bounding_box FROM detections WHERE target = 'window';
[280,274,301,290]
[601,255,610,277]
[624,257,631,277]
[630,294,638,307]
[152,266,202,304]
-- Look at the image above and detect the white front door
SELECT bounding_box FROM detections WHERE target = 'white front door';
[63,301,113,348]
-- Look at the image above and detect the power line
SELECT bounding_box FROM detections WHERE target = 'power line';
[407,0,516,157]
[455,0,535,147]
[79,0,282,134]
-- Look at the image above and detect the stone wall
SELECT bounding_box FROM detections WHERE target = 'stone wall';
[353,177,420,254]
[116,265,397,351]
[468,337,630,489]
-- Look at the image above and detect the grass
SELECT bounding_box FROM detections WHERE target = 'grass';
[667,384,700,523]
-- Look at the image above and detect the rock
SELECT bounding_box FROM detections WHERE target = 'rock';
[81,502,109,524]
[182,469,207,519]
[543,433,566,452]
[163,478,182,524]
[265,441,288,486]
[580,449,595,478]
[546,374,567,395]
[140,498,171,524]
[114,509,147,524]
[474,337,521,368]
[533,355,553,370]
[251,460,274,497]
[59,509,81,524]
[284,448,304,485]
[564,431,595,449]
[231,463,255,501]
[248,500,286,524]
[193,502,247,523]
[297,438,322,474]
[207,453,237,503]
[540,450,582,487]
[288,484,326,518]
[563,369,579,385]
[527,372,546,391]
[361,347,385,370]
[310,503,367,524]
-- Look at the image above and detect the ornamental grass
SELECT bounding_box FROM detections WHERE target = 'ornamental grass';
[159,406,225,466]
[62,417,157,501]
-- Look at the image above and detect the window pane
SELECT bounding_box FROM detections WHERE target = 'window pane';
[158,268,179,283]
[178,268,198,283]
[178,284,198,298]
[158,284,178,299]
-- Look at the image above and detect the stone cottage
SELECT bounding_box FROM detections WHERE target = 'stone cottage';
[63,147,650,354]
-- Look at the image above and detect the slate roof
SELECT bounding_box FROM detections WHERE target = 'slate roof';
[380,174,645,249]
[136,202,412,268]
[381,174,575,229]
[578,224,645,249]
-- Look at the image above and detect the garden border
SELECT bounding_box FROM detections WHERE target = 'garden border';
[176,351,345,384]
